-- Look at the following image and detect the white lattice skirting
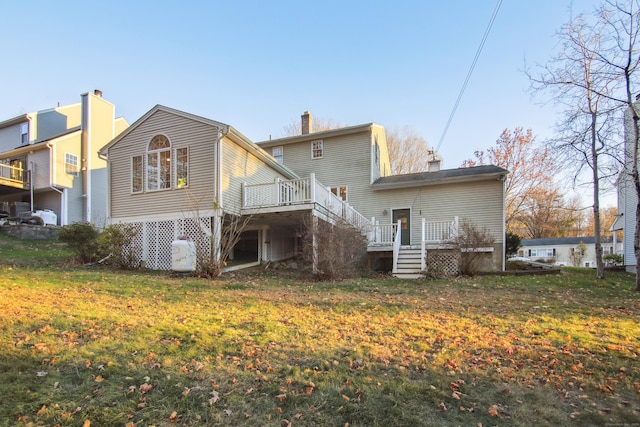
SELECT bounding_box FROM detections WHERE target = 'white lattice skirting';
[119,216,214,270]
[426,249,460,277]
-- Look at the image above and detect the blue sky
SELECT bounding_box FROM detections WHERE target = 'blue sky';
[0,1,608,201]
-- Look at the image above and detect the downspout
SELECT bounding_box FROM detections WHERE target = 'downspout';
[212,127,228,264]
[47,143,65,225]
[81,93,90,222]
[215,127,228,208]
[98,150,110,225]
[29,161,34,212]
[501,172,507,272]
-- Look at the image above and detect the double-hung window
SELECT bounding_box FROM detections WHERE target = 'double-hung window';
[64,153,78,176]
[20,123,28,145]
[272,146,283,164]
[311,140,323,159]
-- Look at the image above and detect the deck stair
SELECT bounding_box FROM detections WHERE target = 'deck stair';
[393,247,424,279]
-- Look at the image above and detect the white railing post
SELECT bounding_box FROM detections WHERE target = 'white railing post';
[275,178,281,205]
[452,216,459,239]
[421,217,426,271]
[392,220,401,274]
[241,182,246,208]
[310,173,316,203]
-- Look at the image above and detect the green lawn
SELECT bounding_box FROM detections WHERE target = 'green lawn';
[0,233,638,426]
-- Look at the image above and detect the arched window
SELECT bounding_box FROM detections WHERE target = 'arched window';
[149,135,170,151]
[131,134,188,193]
[147,134,171,190]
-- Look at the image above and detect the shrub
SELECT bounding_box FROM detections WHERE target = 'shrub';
[603,253,623,264]
[97,223,140,269]
[505,232,521,259]
[301,216,367,280]
[452,219,496,276]
[57,222,101,263]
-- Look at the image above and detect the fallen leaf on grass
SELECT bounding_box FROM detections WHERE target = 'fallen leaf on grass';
[488,404,500,417]
[139,383,153,393]
[36,405,47,415]
[439,402,447,411]
[169,411,178,420]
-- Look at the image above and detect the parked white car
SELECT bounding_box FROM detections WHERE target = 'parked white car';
[508,256,531,262]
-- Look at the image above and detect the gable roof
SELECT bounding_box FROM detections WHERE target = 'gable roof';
[99,104,298,180]
[0,113,29,129]
[371,165,508,190]
[522,236,614,246]
[256,122,381,147]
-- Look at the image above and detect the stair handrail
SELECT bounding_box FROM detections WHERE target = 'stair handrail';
[421,218,426,271]
[392,220,401,274]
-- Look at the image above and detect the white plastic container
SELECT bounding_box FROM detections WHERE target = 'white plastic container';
[171,239,197,272]
[32,209,57,226]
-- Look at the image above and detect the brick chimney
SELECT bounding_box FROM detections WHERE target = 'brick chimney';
[301,111,312,135]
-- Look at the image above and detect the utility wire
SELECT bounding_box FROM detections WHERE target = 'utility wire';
[435,0,503,153]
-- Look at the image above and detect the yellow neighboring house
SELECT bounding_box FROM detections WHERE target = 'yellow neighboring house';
[0,90,128,225]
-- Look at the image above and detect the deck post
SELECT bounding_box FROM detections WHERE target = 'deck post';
[311,212,318,274]
[310,173,316,203]
[241,182,246,208]
[421,218,426,271]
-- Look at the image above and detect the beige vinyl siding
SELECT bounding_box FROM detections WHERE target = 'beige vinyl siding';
[53,134,81,188]
[33,104,81,142]
[374,179,505,245]
[371,125,391,181]
[114,117,129,136]
[28,148,51,190]
[107,110,218,220]
[85,94,117,224]
[221,137,289,214]
[272,130,375,215]
[0,122,24,151]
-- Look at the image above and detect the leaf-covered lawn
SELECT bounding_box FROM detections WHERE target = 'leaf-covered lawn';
[0,237,638,426]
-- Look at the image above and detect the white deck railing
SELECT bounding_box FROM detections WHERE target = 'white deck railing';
[421,216,458,270]
[242,174,371,233]
[0,163,27,189]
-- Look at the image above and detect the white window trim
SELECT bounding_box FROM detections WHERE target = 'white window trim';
[20,123,29,145]
[330,185,348,202]
[146,134,172,192]
[64,152,79,176]
[131,155,144,194]
[272,146,284,164]
[175,146,189,189]
[311,140,323,159]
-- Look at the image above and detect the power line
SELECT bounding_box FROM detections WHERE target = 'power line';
[435,0,503,153]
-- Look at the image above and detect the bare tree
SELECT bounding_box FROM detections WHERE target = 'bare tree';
[281,117,437,175]
[513,187,583,239]
[281,116,345,136]
[386,126,439,174]
[530,0,640,286]
[462,127,559,235]
[529,12,620,279]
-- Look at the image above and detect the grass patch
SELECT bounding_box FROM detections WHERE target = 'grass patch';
[0,234,639,426]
